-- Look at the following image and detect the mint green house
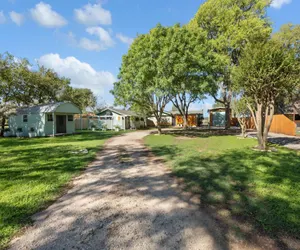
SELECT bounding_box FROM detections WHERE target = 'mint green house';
[9,102,82,137]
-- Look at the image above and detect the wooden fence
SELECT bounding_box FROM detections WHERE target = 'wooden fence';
[245,114,297,136]
[269,114,297,136]
[75,117,103,130]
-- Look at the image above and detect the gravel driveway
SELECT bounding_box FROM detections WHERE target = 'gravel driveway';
[9,131,270,250]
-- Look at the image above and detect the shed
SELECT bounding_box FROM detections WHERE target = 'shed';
[208,107,238,127]
[171,109,204,127]
[147,112,173,127]
[96,107,145,130]
[9,102,82,137]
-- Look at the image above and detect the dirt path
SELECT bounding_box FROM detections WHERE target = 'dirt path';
[10,131,259,250]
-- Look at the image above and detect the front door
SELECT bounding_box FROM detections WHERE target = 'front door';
[56,115,66,133]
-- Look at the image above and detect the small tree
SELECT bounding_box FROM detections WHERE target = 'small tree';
[233,40,300,150]
[232,98,250,138]
[273,23,300,115]
[189,0,272,129]
[111,25,171,134]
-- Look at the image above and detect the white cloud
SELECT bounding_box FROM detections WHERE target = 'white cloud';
[86,27,114,46]
[30,2,67,28]
[9,11,24,26]
[116,33,134,45]
[38,54,116,94]
[74,3,112,26]
[79,27,114,51]
[271,0,292,9]
[79,38,103,51]
[0,11,6,24]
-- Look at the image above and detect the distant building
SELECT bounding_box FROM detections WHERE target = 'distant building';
[171,109,204,127]
[96,107,145,130]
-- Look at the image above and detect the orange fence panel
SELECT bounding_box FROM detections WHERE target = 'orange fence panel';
[243,115,296,136]
[269,114,296,136]
[175,115,197,127]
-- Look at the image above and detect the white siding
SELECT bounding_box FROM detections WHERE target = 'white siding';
[44,113,76,135]
[55,103,81,114]
[9,113,45,136]
[147,116,173,126]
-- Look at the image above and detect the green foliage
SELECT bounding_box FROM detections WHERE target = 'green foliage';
[212,101,225,108]
[145,134,300,240]
[0,53,70,106]
[273,23,300,113]
[273,23,300,56]
[232,98,249,117]
[0,131,124,248]
[233,40,300,105]
[59,86,97,112]
[189,0,272,128]
[158,25,212,124]
[111,24,171,132]
[233,39,300,149]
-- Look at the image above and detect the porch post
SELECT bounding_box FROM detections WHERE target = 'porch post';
[80,114,82,131]
[52,112,55,136]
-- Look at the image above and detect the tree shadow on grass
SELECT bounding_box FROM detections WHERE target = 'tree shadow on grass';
[0,131,125,148]
[154,129,241,138]
[0,131,124,248]
[149,145,300,249]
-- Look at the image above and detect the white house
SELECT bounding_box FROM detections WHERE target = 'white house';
[147,112,174,127]
[96,107,145,130]
[9,102,82,137]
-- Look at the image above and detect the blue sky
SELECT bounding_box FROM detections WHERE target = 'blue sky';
[0,0,299,113]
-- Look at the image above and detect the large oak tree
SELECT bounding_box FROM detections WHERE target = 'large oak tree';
[159,25,212,129]
[111,25,171,134]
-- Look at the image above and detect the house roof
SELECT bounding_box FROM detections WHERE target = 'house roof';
[98,107,138,117]
[148,111,173,117]
[208,107,228,112]
[284,101,300,114]
[170,109,203,115]
[16,102,81,115]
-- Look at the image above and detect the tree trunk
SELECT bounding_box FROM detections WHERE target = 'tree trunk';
[1,117,5,137]
[262,102,275,151]
[225,103,231,130]
[157,117,162,135]
[183,114,188,130]
[256,104,265,150]
[241,124,246,138]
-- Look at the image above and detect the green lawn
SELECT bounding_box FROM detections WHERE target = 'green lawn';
[145,134,300,240]
[0,131,123,248]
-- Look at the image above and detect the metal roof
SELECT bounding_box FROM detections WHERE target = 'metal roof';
[171,110,204,115]
[98,107,138,117]
[16,102,81,115]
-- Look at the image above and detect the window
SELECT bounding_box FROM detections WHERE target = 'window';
[47,114,53,122]
[23,115,28,123]
[141,118,144,121]
[68,115,74,121]
[135,117,140,121]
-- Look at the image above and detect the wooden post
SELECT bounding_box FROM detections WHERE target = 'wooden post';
[52,112,55,137]
[80,114,82,131]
